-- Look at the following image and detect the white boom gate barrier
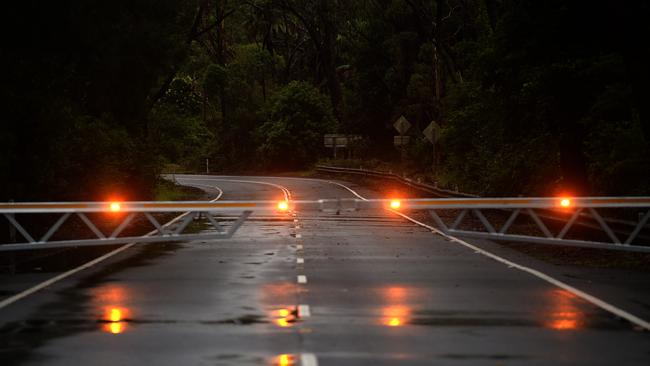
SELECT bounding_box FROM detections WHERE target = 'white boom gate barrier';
[0,201,265,252]
[1,197,649,253]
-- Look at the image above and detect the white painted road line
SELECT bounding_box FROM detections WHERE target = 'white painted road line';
[300,353,318,366]
[180,177,291,201]
[0,184,224,311]
[297,275,308,284]
[296,234,302,238]
[296,258,304,264]
[298,304,311,318]
[326,179,650,332]
[297,244,303,250]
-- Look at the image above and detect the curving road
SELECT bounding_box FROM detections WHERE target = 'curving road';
[0,175,649,365]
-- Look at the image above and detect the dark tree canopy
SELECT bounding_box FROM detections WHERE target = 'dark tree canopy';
[1,0,648,200]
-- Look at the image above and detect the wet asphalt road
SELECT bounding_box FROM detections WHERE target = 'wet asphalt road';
[1,174,649,365]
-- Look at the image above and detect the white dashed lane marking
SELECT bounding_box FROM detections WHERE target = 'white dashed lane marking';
[298,304,311,318]
[297,275,308,284]
[296,258,304,264]
[300,353,318,366]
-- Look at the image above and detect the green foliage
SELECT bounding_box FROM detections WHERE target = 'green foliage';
[150,104,214,172]
[3,0,648,199]
[257,81,337,170]
[433,0,650,195]
[585,118,650,195]
[201,45,287,171]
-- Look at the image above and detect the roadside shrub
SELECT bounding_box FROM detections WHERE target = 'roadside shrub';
[256,81,337,170]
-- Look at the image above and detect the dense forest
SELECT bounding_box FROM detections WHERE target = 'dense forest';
[2,0,649,201]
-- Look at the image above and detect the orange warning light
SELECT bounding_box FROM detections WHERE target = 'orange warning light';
[390,200,401,209]
[277,201,289,212]
[109,202,122,212]
[559,198,571,208]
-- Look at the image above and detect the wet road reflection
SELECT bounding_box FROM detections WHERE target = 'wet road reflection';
[104,321,126,334]
[272,353,295,366]
[383,305,410,327]
[91,284,132,335]
[101,306,130,334]
[272,307,297,328]
[262,282,300,328]
[545,289,584,331]
[378,286,415,327]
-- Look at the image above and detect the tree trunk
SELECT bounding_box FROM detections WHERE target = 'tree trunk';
[318,0,343,124]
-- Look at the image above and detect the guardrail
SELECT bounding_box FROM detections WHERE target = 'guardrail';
[316,165,478,198]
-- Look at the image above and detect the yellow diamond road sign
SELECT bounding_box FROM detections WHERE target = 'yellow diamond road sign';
[393,115,411,135]
[423,121,441,143]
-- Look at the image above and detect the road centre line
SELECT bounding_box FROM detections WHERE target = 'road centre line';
[326,180,650,331]
[300,353,318,366]
[0,184,224,311]
[178,177,291,201]
[297,275,308,284]
[297,258,304,264]
[298,304,311,318]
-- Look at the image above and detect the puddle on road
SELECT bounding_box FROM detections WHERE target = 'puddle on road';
[382,305,411,327]
[376,285,416,328]
[99,306,130,334]
[272,353,296,366]
[544,289,585,331]
[204,314,268,325]
[206,353,296,366]
[271,307,299,328]
[370,285,629,331]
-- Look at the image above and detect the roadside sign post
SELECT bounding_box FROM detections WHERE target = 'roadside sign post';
[324,134,347,158]
[324,134,360,159]
[393,116,412,170]
[423,121,441,175]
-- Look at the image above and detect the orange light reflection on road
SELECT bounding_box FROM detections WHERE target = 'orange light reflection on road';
[388,317,402,327]
[105,322,126,334]
[109,308,123,322]
[272,307,296,328]
[273,354,295,366]
[92,284,132,335]
[551,319,578,330]
[378,286,414,327]
[102,306,129,335]
[381,305,410,327]
[385,286,407,301]
[545,289,583,331]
